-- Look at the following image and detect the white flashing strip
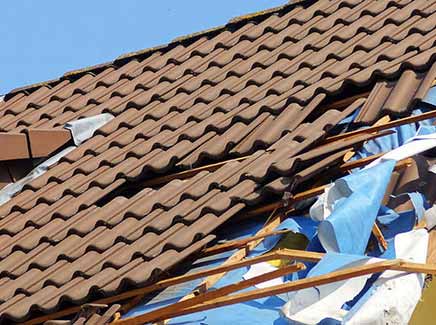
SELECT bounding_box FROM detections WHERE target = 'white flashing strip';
[65,113,114,145]
[0,146,76,205]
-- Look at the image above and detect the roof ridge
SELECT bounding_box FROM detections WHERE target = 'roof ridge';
[5,0,311,100]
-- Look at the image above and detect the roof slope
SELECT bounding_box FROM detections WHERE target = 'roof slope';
[1,0,436,322]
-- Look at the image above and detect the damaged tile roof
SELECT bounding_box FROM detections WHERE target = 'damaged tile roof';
[1,0,436,322]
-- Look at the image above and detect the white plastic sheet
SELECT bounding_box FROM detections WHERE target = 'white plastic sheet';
[343,229,428,324]
[243,262,284,289]
[367,132,436,168]
[281,229,428,324]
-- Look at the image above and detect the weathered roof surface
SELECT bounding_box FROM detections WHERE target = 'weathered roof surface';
[1,0,436,322]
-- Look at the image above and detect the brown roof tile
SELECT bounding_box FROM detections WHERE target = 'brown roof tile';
[0,0,436,322]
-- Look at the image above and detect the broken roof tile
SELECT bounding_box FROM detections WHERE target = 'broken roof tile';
[0,0,436,322]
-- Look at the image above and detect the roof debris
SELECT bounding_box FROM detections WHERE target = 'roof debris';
[0,0,436,324]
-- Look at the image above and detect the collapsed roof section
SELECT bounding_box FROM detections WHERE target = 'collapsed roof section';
[0,0,436,323]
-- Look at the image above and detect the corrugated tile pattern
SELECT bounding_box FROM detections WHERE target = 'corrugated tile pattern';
[356,64,436,123]
[0,0,436,322]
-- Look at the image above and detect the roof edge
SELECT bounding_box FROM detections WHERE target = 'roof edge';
[4,0,311,101]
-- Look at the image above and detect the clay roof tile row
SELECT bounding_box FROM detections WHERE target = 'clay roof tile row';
[1,0,436,322]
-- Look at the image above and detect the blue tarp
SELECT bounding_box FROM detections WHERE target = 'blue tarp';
[123,89,436,324]
[318,160,396,255]
[124,217,315,325]
[354,106,436,160]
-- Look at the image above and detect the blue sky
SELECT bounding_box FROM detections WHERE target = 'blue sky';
[0,0,287,94]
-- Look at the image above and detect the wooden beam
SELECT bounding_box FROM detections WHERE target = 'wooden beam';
[372,223,388,250]
[198,209,283,294]
[144,209,284,325]
[263,248,436,272]
[118,263,305,324]
[0,133,30,160]
[324,109,436,143]
[427,230,436,264]
[26,128,72,158]
[200,228,292,257]
[23,242,290,325]
[273,248,324,262]
[117,258,436,324]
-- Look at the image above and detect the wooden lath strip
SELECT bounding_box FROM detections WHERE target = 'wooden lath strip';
[22,210,285,325]
[116,257,436,324]
[246,156,413,218]
[324,108,436,143]
[23,156,410,325]
[23,238,288,325]
[117,262,305,325]
[148,208,285,325]
[118,262,305,324]
[200,228,292,257]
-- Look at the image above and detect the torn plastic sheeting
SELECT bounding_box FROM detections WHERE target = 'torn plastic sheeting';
[377,192,426,226]
[423,86,436,106]
[125,218,292,325]
[241,217,319,289]
[262,217,319,253]
[313,160,396,255]
[64,113,114,145]
[0,114,114,205]
[370,209,418,260]
[343,229,428,324]
[366,130,436,169]
[281,229,427,324]
[281,252,374,324]
[353,107,436,161]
